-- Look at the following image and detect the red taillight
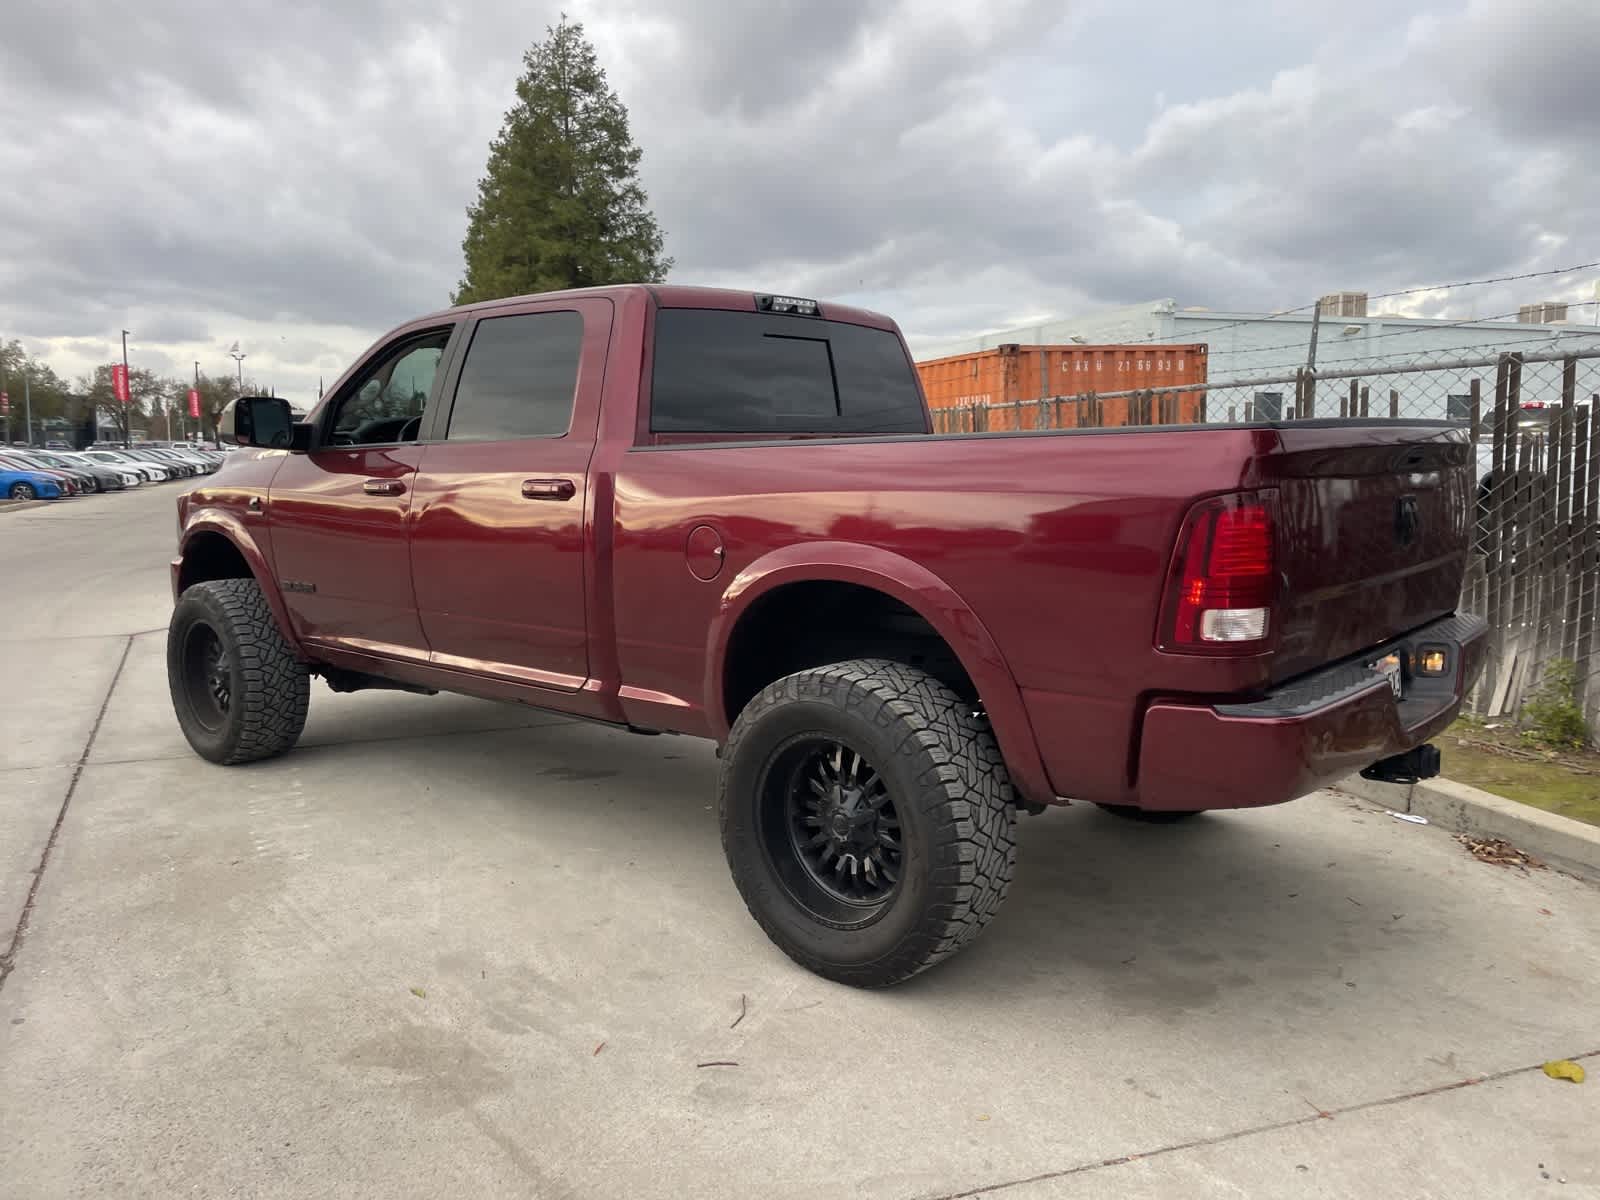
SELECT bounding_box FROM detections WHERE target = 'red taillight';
[1161,491,1278,651]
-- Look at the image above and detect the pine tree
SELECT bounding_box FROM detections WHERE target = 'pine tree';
[454,16,671,304]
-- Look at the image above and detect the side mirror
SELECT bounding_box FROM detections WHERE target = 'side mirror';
[218,396,301,450]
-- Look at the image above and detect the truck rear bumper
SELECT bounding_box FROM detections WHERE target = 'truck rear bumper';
[1133,613,1488,812]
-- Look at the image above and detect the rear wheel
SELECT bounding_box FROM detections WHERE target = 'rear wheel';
[9,482,36,500]
[1096,804,1205,824]
[168,578,309,764]
[720,659,1016,987]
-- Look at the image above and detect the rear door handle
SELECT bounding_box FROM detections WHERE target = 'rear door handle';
[362,478,406,497]
[522,478,576,501]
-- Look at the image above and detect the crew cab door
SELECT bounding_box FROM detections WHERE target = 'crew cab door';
[267,324,461,657]
[407,298,611,690]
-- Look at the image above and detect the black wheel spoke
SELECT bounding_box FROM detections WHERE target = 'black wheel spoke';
[182,623,234,731]
[775,737,902,908]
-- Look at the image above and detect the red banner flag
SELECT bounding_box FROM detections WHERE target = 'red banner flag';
[112,364,130,403]
[187,388,201,419]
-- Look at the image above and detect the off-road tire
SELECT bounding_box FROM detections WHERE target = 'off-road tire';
[720,659,1016,987]
[168,578,309,765]
[1096,804,1205,824]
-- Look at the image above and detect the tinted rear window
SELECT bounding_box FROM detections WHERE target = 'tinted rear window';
[650,309,926,434]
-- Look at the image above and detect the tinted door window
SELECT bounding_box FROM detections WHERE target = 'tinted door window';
[328,332,450,446]
[650,310,926,434]
[446,311,584,441]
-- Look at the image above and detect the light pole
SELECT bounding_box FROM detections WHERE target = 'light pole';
[23,361,32,446]
[230,343,246,397]
[121,329,132,448]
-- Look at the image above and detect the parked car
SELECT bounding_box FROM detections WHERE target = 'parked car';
[0,465,64,501]
[173,448,222,473]
[82,449,172,482]
[169,284,1486,987]
[153,446,217,474]
[30,450,127,491]
[2,449,112,492]
[58,451,141,488]
[123,447,195,478]
[153,447,211,475]
[0,453,80,495]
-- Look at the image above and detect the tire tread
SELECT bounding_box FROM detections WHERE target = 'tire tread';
[720,658,1016,987]
[170,578,309,764]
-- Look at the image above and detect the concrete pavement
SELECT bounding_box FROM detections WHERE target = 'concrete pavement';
[1,484,1596,1198]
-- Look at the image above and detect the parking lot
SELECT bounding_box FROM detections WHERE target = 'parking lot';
[0,482,1596,1198]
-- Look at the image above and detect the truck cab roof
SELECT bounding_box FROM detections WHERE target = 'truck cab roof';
[415,283,898,334]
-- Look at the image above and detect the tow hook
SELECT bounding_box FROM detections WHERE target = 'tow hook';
[1360,743,1441,785]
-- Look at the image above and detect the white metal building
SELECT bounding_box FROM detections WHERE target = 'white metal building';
[916,295,1600,423]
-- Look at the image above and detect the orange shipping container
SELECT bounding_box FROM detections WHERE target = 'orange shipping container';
[916,343,1208,432]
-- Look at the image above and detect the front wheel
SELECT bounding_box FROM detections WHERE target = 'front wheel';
[167,578,310,764]
[720,659,1017,988]
[9,482,36,501]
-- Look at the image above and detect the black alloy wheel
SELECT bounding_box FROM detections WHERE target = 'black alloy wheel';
[766,737,903,915]
[180,622,232,732]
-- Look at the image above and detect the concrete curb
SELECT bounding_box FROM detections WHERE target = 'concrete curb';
[0,499,50,515]
[1335,773,1600,885]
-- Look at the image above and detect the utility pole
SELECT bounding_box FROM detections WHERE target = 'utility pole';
[121,329,132,447]
[1299,299,1323,420]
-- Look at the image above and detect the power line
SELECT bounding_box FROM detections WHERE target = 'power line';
[1127,258,1600,346]
[1216,316,1600,380]
[1180,299,1600,373]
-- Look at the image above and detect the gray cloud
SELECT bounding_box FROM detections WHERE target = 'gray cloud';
[1,0,1596,404]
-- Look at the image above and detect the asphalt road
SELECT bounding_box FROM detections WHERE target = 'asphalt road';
[2,484,1597,1199]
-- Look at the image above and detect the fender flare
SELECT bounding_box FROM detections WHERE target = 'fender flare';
[704,540,1052,809]
[177,515,306,658]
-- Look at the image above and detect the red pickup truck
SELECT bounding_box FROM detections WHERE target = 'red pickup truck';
[169,284,1485,986]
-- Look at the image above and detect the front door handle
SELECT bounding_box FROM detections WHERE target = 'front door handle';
[522,478,576,501]
[363,478,406,497]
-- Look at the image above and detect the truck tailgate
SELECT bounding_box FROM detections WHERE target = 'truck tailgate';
[1264,422,1472,682]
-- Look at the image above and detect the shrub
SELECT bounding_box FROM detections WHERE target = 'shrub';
[1521,658,1591,749]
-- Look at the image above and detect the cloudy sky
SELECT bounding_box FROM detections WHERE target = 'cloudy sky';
[1,0,1596,403]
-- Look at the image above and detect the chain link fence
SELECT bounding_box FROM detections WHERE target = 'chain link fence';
[930,347,1600,734]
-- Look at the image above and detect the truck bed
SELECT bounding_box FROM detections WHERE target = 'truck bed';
[611,419,1472,805]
